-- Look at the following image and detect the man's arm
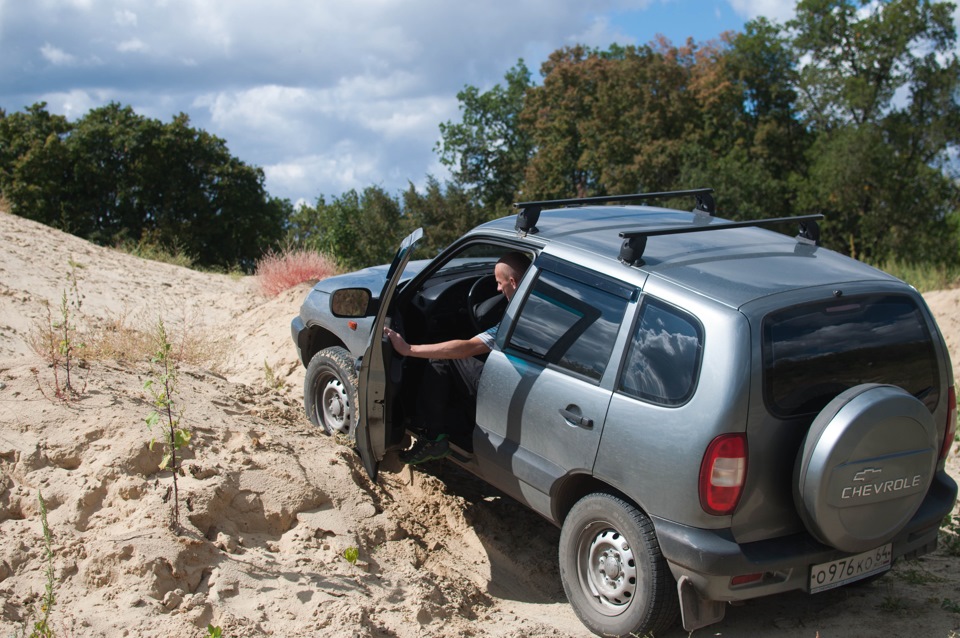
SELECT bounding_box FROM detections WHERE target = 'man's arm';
[383,327,491,359]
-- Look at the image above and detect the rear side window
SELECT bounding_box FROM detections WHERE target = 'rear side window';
[506,263,630,383]
[618,298,703,406]
[763,294,940,418]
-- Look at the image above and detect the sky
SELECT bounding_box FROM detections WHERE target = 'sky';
[1,0,805,205]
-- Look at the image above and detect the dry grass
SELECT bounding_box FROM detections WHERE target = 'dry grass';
[30,306,231,374]
[255,247,339,297]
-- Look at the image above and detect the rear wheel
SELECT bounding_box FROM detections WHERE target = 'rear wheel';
[559,492,678,637]
[304,346,359,438]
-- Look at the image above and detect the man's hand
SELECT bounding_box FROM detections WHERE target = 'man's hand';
[383,326,412,356]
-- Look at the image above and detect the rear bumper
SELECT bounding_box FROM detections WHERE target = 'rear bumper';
[653,469,957,603]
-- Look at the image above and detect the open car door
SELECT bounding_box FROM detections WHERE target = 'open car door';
[356,227,424,480]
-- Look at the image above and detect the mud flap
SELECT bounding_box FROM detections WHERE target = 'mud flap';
[678,576,725,632]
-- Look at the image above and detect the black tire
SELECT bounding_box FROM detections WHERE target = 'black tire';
[304,346,359,439]
[559,493,679,637]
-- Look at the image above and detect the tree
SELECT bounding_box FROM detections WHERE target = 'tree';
[789,0,960,261]
[0,103,72,227]
[292,187,407,270]
[402,177,493,256]
[436,60,534,211]
[1,103,285,271]
[680,21,810,219]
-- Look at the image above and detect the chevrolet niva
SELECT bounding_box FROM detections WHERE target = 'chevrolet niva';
[291,189,958,637]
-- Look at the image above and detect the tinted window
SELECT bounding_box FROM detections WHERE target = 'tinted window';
[763,294,940,418]
[618,299,703,405]
[507,268,629,382]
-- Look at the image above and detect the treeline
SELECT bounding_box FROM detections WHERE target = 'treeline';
[0,103,289,271]
[2,0,959,271]
[433,0,960,265]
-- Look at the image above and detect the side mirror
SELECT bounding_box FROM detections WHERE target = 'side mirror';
[330,288,372,317]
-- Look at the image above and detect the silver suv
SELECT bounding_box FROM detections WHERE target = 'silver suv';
[291,189,958,637]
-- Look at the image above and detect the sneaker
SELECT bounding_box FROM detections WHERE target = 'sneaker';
[400,434,450,465]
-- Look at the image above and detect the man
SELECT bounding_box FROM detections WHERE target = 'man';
[383,251,531,464]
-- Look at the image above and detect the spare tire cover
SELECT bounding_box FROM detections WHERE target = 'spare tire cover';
[795,384,937,553]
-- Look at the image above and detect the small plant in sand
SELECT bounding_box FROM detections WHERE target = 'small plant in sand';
[263,359,287,391]
[940,513,960,557]
[30,261,86,401]
[17,492,56,638]
[144,317,192,530]
[343,546,359,565]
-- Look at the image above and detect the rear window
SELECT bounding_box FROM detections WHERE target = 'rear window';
[763,294,940,418]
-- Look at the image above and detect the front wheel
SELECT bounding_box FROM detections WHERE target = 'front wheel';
[559,493,678,637]
[304,346,359,439]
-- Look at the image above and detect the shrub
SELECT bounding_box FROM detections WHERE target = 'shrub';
[255,248,339,297]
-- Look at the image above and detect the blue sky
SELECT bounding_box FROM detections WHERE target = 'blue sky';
[0,1,809,205]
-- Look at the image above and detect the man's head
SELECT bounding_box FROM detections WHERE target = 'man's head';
[494,252,530,301]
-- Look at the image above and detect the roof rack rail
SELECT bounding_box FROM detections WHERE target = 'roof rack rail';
[513,188,715,235]
[618,214,824,265]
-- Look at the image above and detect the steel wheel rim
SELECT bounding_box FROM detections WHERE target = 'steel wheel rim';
[576,521,638,616]
[317,373,351,435]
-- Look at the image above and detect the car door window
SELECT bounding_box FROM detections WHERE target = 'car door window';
[505,262,631,383]
[618,298,703,406]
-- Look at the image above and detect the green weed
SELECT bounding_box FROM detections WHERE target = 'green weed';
[940,514,960,557]
[942,598,960,613]
[262,359,287,391]
[29,262,86,401]
[16,492,56,638]
[343,546,359,565]
[144,318,192,531]
[873,258,960,293]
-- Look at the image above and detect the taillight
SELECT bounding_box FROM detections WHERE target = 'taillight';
[700,433,747,516]
[940,385,957,462]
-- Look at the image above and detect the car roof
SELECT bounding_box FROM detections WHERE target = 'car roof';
[474,204,900,309]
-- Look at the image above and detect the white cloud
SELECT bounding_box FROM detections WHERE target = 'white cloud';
[117,39,147,53]
[40,44,76,66]
[114,9,137,27]
[726,0,795,22]
[2,0,757,203]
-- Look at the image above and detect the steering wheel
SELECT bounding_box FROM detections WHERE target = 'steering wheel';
[467,274,507,333]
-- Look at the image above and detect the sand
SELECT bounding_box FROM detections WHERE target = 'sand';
[1,208,959,637]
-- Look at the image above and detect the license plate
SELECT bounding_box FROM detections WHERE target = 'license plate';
[809,543,892,593]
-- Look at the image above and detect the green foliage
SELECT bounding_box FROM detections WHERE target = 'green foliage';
[942,598,960,613]
[0,103,287,271]
[30,263,86,402]
[788,0,960,263]
[433,0,960,266]
[16,492,57,638]
[143,318,191,531]
[4,1,958,271]
[871,257,960,292]
[206,625,223,638]
[436,60,534,210]
[941,513,960,557]
[343,546,359,565]
[286,186,403,270]
[286,180,494,269]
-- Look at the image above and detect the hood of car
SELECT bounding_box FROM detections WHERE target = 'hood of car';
[311,259,432,297]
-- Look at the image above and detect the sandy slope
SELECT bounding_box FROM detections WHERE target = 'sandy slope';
[1,209,959,637]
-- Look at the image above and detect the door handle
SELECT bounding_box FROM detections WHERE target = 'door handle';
[559,407,593,429]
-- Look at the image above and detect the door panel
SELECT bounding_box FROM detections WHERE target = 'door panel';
[473,258,634,519]
[356,227,423,480]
